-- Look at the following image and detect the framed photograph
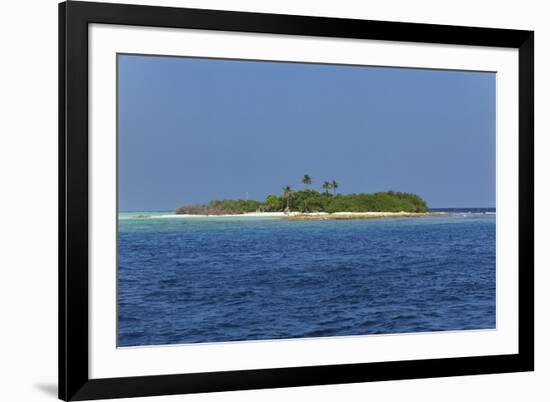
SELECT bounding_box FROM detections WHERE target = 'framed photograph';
[59,1,534,400]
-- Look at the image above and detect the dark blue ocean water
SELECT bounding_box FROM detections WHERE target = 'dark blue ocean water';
[118,211,496,347]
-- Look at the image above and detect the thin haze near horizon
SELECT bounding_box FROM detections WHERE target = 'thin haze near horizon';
[118,54,496,211]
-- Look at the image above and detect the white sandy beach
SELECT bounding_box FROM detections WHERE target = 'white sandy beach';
[156,212,287,218]
[148,211,445,219]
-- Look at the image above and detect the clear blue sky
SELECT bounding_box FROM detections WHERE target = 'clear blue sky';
[118,54,496,211]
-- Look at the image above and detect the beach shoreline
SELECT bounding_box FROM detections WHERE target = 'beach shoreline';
[133,211,448,220]
[284,211,447,220]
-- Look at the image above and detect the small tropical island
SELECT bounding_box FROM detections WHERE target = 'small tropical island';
[175,175,444,220]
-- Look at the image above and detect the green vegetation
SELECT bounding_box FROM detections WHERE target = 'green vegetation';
[175,175,428,215]
[175,199,262,215]
[260,190,427,213]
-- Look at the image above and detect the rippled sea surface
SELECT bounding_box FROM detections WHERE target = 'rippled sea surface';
[118,211,496,347]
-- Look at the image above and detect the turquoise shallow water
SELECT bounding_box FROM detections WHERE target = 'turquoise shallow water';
[118,210,496,346]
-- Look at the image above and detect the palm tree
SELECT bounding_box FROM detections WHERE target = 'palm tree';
[302,174,312,187]
[322,181,332,194]
[282,185,293,211]
[301,174,312,212]
[331,180,339,195]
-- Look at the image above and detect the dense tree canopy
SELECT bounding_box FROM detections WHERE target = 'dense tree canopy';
[176,190,428,215]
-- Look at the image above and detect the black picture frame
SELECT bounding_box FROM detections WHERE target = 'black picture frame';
[59,1,534,400]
